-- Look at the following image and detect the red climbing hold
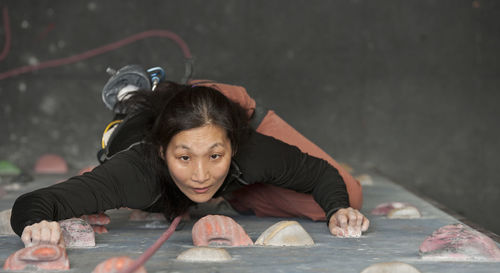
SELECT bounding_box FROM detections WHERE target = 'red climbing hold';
[192,215,253,247]
[92,256,146,273]
[92,225,109,234]
[78,165,96,175]
[371,202,410,215]
[34,154,68,174]
[81,213,111,225]
[419,224,500,261]
[3,244,69,270]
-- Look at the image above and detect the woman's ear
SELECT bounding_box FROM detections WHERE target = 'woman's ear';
[159,146,166,160]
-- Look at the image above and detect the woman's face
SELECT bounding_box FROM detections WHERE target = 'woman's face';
[165,124,232,203]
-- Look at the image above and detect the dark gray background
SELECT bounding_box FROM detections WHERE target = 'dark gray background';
[1,1,499,234]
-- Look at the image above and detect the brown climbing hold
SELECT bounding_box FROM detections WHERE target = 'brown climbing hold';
[92,256,146,273]
[59,218,95,248]
[360,262,421,273]
[176,247,232,262]
[34,154,68,174]
[255,221,314,246]
[129,209,166,221]
[3,244,69,270]
[387,205,421,219]
[419,223,500,261]
[92,225,109,234]
[192,215,253,247]
[0,209,15,235]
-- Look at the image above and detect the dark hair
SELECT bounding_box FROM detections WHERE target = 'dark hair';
[120,81,250,220]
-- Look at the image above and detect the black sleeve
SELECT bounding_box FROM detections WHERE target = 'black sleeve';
[10,144,161,236]
[234,131,349,220]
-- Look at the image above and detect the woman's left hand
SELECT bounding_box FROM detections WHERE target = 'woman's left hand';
[328,207,369,237]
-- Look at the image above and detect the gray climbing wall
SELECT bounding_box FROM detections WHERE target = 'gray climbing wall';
[1,0,499,236]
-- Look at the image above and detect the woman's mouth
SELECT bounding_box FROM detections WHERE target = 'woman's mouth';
[193,187,210,194]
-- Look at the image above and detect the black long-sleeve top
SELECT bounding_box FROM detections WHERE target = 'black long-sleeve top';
[10,130,349,236]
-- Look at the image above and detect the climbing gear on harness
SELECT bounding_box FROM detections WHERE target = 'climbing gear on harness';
[101,65,167,113]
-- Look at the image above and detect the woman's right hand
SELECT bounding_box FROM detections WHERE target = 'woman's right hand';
[21,220,64,248]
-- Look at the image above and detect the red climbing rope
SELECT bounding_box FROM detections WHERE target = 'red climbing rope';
[118,215,182,273]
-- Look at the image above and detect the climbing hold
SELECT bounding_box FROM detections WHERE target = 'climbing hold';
[81,213,111,225]
[129,210,166,221]
[59,218,95,248]
[355,174,374,186]
[419,223,500,261]
[360,262,421,273]
[371,202,421,219]
[91,225,109,234]
[92,256,146,273]
[0,209,15,235]
[192,215,253,247]
[255,221,314,246]
[3,244,69,271]
[176,247,232,262]
[0,160,21,176]
[34,154,68,174]
[339,162,354,173]
[78,165,96,175]
[387,205,421,219]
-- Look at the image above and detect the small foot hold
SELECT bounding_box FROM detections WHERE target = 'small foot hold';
[176,247,232,262]
[361,262,421,273]
[34,154,68,174]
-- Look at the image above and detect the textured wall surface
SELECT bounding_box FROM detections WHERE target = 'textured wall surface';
[1,0,499,233]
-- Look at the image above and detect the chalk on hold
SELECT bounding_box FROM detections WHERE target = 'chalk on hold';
[3,244,69,271]
[355,174,374,186]
[176,247,232,262]
[0,209,16,235]
[92,256,146,273]
[34,154,68,174]
[59,218,95,248]
[360,262,421,273]
[387,206,421,219]
[0,160,21,176]
[255,221,314,246]
[419,223,500,261]
[192,215,253,247]
[129,209,166,221]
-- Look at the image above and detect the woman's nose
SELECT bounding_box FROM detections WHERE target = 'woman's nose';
[192,160,209,183]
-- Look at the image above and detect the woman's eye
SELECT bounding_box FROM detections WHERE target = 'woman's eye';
[179,156,190,161]
[210,154,221,160]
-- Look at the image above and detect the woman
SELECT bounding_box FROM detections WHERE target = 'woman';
[11,81,369,247]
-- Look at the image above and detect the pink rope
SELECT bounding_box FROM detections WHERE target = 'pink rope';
[0,28,192,80]
[119,215,182,273]
[0,6,11,62]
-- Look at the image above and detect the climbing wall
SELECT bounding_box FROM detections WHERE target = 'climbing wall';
[0,170,498,272]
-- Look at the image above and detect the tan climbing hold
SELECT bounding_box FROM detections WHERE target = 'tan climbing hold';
[0,209,15,235]
[361,262,421,273]
[387,206,421,219]
[192,215,253,247]
[255,221,314,246]
[59,218,95,248]
[176,247,232,262]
